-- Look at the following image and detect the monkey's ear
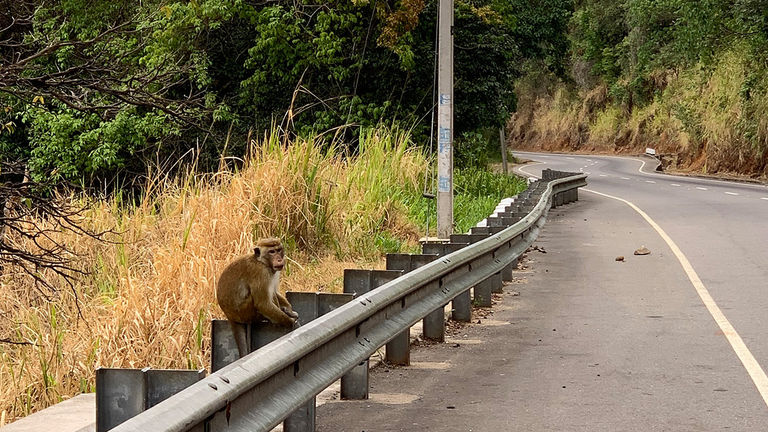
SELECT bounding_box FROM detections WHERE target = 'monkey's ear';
[254,247,261,258]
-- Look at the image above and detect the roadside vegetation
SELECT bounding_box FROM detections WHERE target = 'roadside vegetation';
[509,0,768,179]
[0,0,554,422]
[0,129,525,422]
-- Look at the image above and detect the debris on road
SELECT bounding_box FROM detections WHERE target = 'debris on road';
[615,256,625,262]
[634,246,651,255]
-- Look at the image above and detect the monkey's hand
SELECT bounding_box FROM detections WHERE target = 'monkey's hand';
[292,317,301,329]
[282,307,299,319]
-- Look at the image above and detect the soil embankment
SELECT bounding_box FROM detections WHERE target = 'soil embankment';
[507,78,768,182]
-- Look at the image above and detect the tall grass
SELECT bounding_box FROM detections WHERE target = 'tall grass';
[0,127,526,423]
[510,46,768,177]
[0,128,427,421]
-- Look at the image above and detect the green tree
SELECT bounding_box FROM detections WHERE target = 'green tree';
[1,0,574,181]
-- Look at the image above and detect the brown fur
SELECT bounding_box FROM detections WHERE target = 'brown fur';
[216,238,298,357]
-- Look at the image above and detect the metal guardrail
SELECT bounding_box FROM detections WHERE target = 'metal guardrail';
[110,171,587,432]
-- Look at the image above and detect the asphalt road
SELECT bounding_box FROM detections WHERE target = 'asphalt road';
[315,152,768,431]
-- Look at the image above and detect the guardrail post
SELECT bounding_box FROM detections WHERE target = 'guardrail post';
[385,254,439,365]
[96,368,147,432]
[451,234,501,304]
[487,216,515,227]
[210,319,240,372]
[286,291,319,327]
[469,226,489,235]
[421,281,445,340]
[469,254,494,306]
[502,256,517,282]
[246,319,313,432]
[145,369,207,409]
[318,292,355,315]
[490,268,504,294]
[281,291,353,431]
[96,368,206,432]
[342,269,403,398]
[470,222,517,287]
[422,241,472,323]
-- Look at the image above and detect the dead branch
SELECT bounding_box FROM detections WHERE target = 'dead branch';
[0,160,113,299]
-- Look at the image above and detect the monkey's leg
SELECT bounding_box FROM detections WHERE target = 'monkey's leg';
[229,321,249,358]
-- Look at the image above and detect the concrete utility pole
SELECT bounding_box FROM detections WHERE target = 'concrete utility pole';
[499,126,508,175]
[436,0,454,239]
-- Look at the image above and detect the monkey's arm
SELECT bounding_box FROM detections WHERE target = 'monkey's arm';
[275,291,291,309]
[252,285,296,327]
[275,292,299,318]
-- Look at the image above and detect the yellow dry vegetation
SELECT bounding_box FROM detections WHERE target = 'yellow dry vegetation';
[0,128,426,422]
[510,48,768,178]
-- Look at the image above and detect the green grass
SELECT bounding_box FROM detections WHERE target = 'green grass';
[403,166,528,235]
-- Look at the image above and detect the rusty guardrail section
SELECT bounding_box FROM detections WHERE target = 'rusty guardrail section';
[110,171,587,432]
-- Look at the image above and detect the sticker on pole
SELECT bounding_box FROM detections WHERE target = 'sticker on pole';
[438,127,451,153]
[438,175,450,192]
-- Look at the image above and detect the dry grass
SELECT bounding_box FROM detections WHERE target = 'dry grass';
[510,47,768,177]
[0,128,426,422]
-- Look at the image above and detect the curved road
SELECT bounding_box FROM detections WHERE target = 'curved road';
[317,152,768,431]
[515,151,768,406]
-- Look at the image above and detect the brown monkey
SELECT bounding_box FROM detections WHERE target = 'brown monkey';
[216,238,299,357]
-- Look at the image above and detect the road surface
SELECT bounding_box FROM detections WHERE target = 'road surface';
[315,152,768,431]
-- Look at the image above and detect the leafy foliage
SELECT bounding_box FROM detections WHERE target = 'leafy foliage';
[570,0,768,106]
[1,0,572,182]
[513,0,768,174]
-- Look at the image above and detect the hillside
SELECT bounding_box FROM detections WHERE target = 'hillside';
[508,0,768,179]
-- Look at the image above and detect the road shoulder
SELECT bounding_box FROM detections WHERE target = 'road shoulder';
[316,192,768,431]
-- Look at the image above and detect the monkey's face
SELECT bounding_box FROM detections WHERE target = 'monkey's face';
[255,243,285,271]
[268,247,285,271]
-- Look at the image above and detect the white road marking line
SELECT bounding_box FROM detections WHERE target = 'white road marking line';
[762,197,768,201]
[599,174,607,177]
[513,161,547,180]
[585,188,768,409]
[645,180,656,184]
[725,192,739,196]
[567,157,574,160]
[517,157,768,405]
[696,187,708,191]
[621,177,630,180]
[670,183,681,187]
[515,151,768,191]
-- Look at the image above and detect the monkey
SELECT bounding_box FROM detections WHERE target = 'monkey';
[216,237,299,358]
